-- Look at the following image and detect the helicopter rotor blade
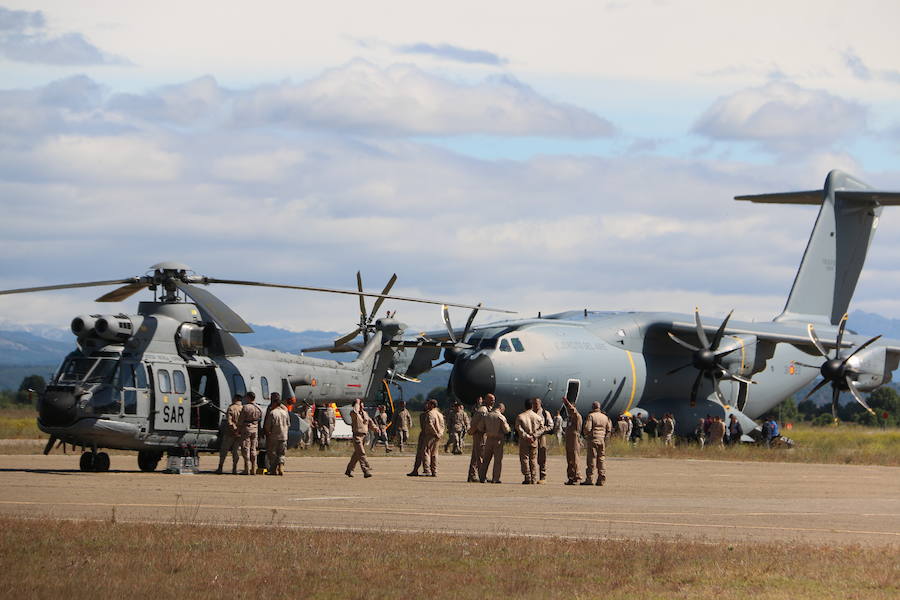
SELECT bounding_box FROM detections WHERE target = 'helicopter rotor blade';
[174,281,253,334]
[807,324,830,359]
[694,308,710,350]
[333,328,364,347]
[442,305,457,344]
[368,273,398,323]
[0,278,138,296]
[95,282,149,302]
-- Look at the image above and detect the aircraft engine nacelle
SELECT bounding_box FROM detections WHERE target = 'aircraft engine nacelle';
[71,314,99,337]
[846,346,898,392]
[716,335,770,378]
[176,323,205,353]
[94,314,142,342]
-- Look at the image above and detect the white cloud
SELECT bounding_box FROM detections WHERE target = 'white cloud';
[35,135,181,182]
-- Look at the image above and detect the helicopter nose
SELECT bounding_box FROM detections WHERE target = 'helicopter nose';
[451,353,495,402]
[39,387,78,427]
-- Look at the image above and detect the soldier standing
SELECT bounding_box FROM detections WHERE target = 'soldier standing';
[442,403,457,453]
[369,405,393,453]
[395,400,412,452]
[215,394,243,474]
[562,396,583,485]
[660,413,676,446]
[467,395,490,482]
[515,399,545,484]
[407,403,431,476]
[449,403,470,454]
[708,415,726,446]
[345,399,373,478]
[422,399,445,476]
[581,401,612,486]
[237,391,262,475]
[478,401,510,483]
[264,392,290,476]
[316,402,336,450]
[532,398,555,483]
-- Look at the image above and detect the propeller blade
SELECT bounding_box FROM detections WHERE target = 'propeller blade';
[689,371,703,407]
[368,273,398,323]
[845,378,875,416]
[333,327,363,347]
[95,282,149,302]
[355,271,367,321]
[802,378,831,402]
[729,373,756,385]
[203,278,514,313]
[794,362,821,369]
[42,435,57,456]
[714,347,740,359]
[442,305,457,344]
[666,363,693,376]
[831,385,841,419]
[174,281,253,333]
[835,313,849,352]
[694,308,710,350]
[0,278,137,296]
[462,303,482,339]
[843,335,883,363]
[807,324,830,359]
[667,332,700,352]
[710,309,733,351]
[711,372,727,407]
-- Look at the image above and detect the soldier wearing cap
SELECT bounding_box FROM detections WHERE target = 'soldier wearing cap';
[422,399,445,476]
[532,397,555,483]
[561,396,583,485]
[581,401,612,486]
[447,402,470,455]
[345,399,373,478]
[395,400,412,452]
[407,403,431,476]
[215,394,243,474]
[264,392,290,476]
[515,399,545,484]
[478,401,510,483]
[369,404,392,453]
[467,395,491,482]
[237,391,262,475]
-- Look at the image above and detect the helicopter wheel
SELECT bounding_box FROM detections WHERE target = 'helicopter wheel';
[79,451,95,472]
[137,450,162,472]
[94,452,110,472]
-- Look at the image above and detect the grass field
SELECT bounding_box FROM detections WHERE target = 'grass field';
[0,517,896,600]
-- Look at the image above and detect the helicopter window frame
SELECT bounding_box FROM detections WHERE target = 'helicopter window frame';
[172,370,187,394]
[158,369,171,394]
[261,377,270,400]
[511,338,525,352]
[499,338,512,352]
[233,374,246,397]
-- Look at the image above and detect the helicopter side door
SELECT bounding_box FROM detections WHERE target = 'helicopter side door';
[150,362,190,432]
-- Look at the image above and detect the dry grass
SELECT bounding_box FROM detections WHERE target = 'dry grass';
[0,517,896,600]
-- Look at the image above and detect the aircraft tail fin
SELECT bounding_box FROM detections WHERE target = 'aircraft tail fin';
[736,170,900,326]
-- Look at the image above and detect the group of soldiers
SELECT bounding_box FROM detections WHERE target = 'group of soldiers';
[215,391,290,476]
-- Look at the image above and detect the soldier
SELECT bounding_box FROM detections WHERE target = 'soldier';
[694,418,706,448]
[581,401,612,486]
[442,403,456,453]
[708,415,726,447]
[660,412,676,447]
[237,391,262,475]
[395,400,412,452]
[406,402,431,476]
[316,402,336,450]
[215,394,243,474]
[263,392,290,476]
[345,399,373,478]
[369,405,392,453]
[422,399,445,476]
[515,399,545,484]
[478,401,510,483]
[532,397,555,483]
[467,395,490,482]
[561,396,583,485]
[448,402,470,454]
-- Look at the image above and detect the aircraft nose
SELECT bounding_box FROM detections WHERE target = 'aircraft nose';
[39,387,78,427]
[451,353,495,402]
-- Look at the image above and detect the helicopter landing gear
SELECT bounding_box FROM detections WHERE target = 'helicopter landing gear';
[137,450,162,472]
[79,450,109,472]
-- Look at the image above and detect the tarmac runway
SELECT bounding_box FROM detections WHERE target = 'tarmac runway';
[0,453,898,547]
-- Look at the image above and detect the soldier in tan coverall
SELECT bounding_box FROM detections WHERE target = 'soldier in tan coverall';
[422,400,445,476]
[264,392,290,476]
[581,401,612,486]
[407,404,431,476]
[467,395,491,482]
[707,415,726,447]
[561,396,583,485]
[448,403,470,454]
[345,399,373,478]
[237,391,262,475]
[215,394,243,474]
[532,398,555,483]
[478,402,510,483]
[395,400,412,452]
[515,399,545,484]
[659,413,676,446]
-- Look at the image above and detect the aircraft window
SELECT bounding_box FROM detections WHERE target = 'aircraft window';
[57,358,96,383]
[88,359,118,384]
[158,369,171,394]
[261,377,270,399]
[478,338,498,350]
[172,371,186,394]
[499,339,512,352]
[511,338,525,352]
[89,386,120,415]
[119,364,136,388]
[233,374,246,397]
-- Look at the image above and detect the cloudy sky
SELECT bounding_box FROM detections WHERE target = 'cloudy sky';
[2,1,900,335]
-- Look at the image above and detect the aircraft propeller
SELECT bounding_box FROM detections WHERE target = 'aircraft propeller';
[666,308,754,407]
[794,314,879,418]
[436,302,481,366]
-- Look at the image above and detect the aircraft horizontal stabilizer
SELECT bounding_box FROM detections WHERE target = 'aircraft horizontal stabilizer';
[736,189,900,205]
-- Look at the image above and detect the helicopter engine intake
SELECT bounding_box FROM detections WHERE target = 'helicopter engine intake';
[71,314,99,337]
[95,315,142,342]
[176,323,205,353]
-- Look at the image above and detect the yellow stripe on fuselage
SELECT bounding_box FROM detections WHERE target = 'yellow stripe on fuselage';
[625,350,637,412]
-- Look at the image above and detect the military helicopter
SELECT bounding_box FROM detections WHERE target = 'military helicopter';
[0,263,510,472]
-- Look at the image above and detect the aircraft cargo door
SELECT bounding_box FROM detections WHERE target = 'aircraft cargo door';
[151,364,189,432]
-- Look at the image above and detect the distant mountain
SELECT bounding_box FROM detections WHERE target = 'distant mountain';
[0,330,71,366]
[848,310,900,340]
[236,325,342,355]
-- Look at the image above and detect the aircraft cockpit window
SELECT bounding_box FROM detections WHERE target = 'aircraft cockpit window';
[511,338,525,352]
[499,339,512,352]
[172,371,186,394]
[158,369,171,394]
[478,338,498,350]
[233,374,246,397]
[261,377,270,399]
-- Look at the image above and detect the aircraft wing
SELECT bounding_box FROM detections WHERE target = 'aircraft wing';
[666,320,853,351]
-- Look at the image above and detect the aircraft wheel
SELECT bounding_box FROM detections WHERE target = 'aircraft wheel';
[94,452,110,472]
[137,450,161,472]
[79,451,95,472]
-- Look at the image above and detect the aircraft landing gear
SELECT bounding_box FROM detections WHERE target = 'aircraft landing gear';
[137,450,162,472]
[79,451,110,472]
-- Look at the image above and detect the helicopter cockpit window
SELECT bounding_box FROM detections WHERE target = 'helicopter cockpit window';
[261,377,270,399]
[499,339,512,352]
[172,371,186,394]
[511,338,525,352]
[119,363,142,415]
[233,374,246,397]
[158,369,171,394]
[57,357,95,383]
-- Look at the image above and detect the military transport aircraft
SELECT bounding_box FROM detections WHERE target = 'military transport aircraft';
[0,265,511,471]
[388,170,900,437]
